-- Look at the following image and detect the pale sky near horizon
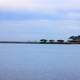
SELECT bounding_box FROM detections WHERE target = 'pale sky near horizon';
[0,0,80,41]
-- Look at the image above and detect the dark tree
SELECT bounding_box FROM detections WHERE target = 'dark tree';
[69,36,77,40]
[40,39,47,44]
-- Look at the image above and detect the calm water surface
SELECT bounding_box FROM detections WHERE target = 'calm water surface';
[0,44,80,80]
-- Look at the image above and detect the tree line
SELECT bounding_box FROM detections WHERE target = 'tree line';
[40,35,80,44]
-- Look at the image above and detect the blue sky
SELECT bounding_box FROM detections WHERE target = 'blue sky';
[0,0,80,41]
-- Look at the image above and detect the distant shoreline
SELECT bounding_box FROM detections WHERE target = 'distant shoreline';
[0,35,80,44]
[0,41,80,44]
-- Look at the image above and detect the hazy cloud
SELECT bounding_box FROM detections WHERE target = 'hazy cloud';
[0,0,80,11]
[0,0,80,40]
[0,0,80,20]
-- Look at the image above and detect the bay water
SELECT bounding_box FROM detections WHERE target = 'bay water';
[0,44,80,80]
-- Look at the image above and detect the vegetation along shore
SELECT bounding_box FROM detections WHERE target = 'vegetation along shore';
[0,35,80,44]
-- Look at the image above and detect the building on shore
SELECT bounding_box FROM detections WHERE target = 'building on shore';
[57,40,64,43]
[49,40,55,43]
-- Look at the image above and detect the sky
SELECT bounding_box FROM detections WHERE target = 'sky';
[0,0,80,41]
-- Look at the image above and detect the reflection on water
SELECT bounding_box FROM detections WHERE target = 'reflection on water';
[0,44,80,80]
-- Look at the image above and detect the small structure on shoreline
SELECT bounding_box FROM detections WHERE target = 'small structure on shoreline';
[57,40,64,43]
[49,40,55,43]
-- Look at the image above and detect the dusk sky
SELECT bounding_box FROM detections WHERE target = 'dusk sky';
[0,0,80,41]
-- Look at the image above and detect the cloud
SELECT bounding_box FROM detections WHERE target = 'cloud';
[0,0,80,40]
[66,12,80,20]
[0,0,80,11]
[0,11,64,20]
[0,10,80,21]
[0,20,80,41]
[0,0,80,21]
